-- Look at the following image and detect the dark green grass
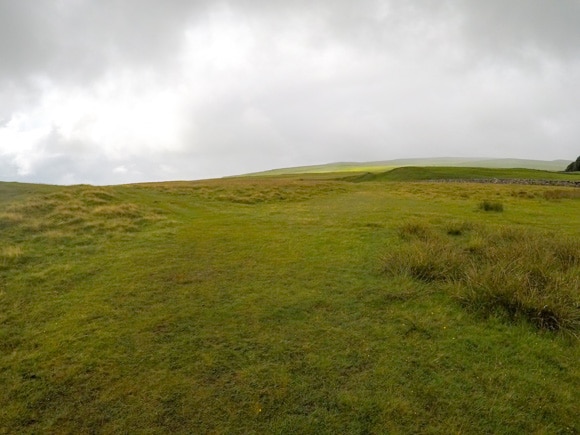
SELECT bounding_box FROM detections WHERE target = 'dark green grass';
[479,200,504,212]
[1,177,579,433]
[345,166,580,182]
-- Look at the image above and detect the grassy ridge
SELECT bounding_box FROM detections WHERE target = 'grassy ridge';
[1,176,579,433]
[344,166,580,182]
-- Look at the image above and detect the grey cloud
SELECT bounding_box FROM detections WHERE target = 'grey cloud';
[0,2,54,81]
[224,0,580,62]
[0,0,209,89]
[3,0,579,87]
[457,0,580,61]
[1,0,579,184]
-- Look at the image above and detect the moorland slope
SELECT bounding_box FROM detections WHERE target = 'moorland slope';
[1,169,578,433]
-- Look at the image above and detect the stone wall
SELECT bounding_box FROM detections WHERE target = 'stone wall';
[433,178,580,187]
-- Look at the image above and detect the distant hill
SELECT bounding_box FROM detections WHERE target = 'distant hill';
[243,157,571,176]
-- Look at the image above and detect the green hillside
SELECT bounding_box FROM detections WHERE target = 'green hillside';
[245,157,571,176]
[344,166,580,182]
[1,175,579,433]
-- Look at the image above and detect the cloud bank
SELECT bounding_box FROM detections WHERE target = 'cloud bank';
[1,0,579,184]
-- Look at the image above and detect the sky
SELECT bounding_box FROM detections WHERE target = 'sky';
[1,0,579,185]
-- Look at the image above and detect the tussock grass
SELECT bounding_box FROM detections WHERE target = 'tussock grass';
[135,178,349,204]
[81,189,116,204]
[397,221,437,241]
[543,189,580,200]
[0,212,24,229]
[4,188,162,239]
[511,189,538,199]
[383,240,465,283]
[445,220,474,236]
[461,264,579,333]
[0,245,24,267]
[384,223,580,334]
[94,203,141,218]
[479,200,504,212]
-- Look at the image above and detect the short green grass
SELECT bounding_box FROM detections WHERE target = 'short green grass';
[1,173,579,433]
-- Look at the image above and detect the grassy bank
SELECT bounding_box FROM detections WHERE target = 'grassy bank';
[1,175,579,433]
[344,166,580,182]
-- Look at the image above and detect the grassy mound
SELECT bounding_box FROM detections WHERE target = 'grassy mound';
[0,187,162,238]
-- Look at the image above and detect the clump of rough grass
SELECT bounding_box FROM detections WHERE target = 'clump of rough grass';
[397,221,436,241]
[543,189,580,200]
[135,179,349,204]
[382,239,465,283]
[1,245,24,267]
[383,223,580,335]
[4,188,163,239]
[0,212,24,229]
[445,221,474,236]
[461,264,579,333]
[479,200,504,212]
[81,189,116,205]
[94,203,141,218]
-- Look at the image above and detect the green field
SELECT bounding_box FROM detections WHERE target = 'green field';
[1,167,579,433]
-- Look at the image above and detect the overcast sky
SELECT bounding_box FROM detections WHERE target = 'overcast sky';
[1,0,579,185]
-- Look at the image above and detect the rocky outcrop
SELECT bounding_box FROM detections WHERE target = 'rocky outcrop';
[565,156,580,172]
